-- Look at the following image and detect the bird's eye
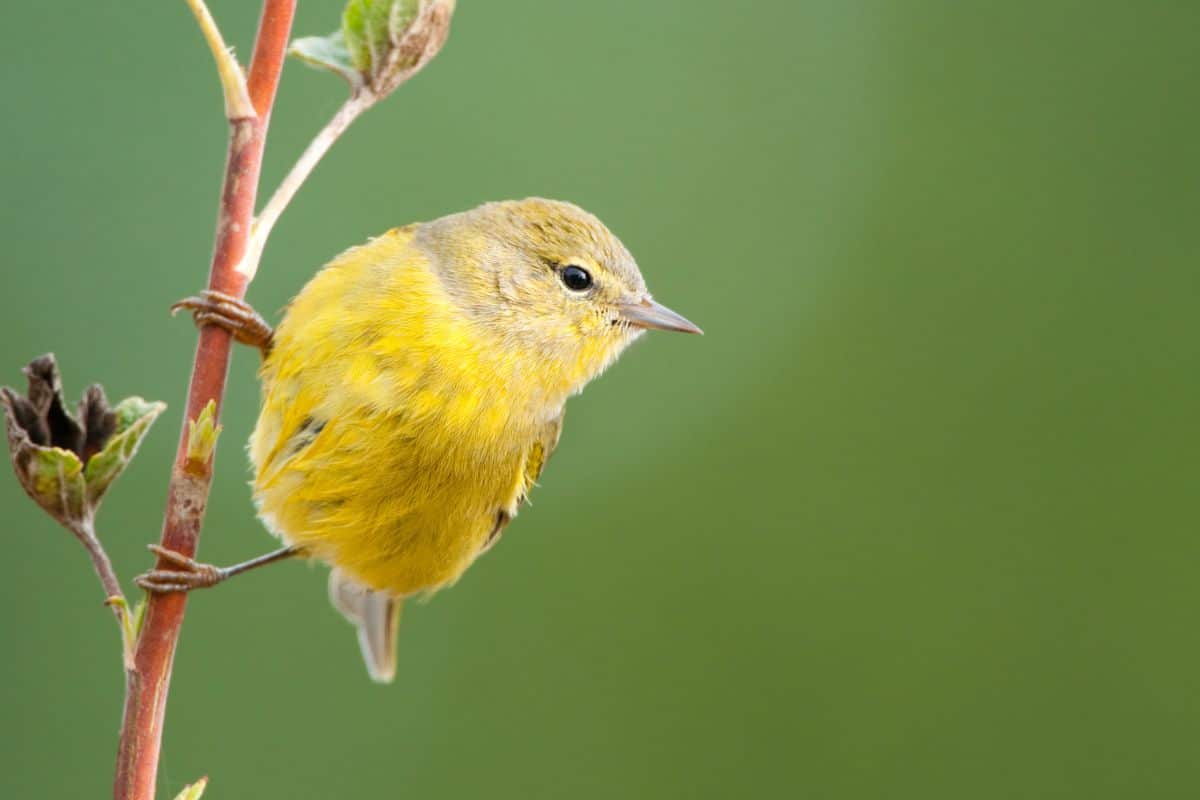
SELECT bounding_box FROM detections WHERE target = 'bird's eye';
[559,265,593,292]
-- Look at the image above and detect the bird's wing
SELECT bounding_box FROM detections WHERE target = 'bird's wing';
[255,406,328,491]
[480,411,565,555]
[521,410,564,502]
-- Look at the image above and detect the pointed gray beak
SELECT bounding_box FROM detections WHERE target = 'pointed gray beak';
[618,297,703,334]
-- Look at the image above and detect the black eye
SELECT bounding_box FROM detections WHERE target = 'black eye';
[559,265,593,292]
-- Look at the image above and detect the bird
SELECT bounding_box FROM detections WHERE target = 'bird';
[136,198,701,682]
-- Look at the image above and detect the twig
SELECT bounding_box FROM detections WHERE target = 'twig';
[69,517,124,605]
[110,2,295,798]
[183,0,255,120]
[68,515,138,669]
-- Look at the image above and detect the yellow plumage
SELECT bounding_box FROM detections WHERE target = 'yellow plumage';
[244,198,698,679]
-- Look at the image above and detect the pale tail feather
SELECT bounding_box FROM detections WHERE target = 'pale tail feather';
[328,569,403,683]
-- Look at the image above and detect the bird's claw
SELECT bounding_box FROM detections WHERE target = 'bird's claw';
[171,290,274,356]
[134,544,226,594]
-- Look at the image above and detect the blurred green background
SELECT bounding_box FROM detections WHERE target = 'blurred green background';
[2,1,1197,797]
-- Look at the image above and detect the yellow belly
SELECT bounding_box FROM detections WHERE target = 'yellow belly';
[252,406,525,595]
[246,228,548,596]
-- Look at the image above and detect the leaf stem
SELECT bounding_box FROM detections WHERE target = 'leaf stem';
[70,516,125,614]
[64,514,137,670]
[110,2,296,798]
[184,0,256,120]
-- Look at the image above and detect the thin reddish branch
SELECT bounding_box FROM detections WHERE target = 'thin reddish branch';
[111,2,295,799]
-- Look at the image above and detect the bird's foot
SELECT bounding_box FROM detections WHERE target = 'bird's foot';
[172,290,274,357]
[134,543,302,594]
[135,544,227,594]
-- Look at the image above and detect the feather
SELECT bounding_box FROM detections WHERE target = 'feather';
[328,568,403,683]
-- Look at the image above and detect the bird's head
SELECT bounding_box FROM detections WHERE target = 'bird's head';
[417,198,700,393]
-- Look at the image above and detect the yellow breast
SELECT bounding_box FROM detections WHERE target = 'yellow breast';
[248,228,560,595]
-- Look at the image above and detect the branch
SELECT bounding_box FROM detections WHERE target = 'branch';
[105,3,456,796]
[111,2,296,798]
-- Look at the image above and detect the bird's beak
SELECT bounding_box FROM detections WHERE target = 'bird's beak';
[618,297,703,334]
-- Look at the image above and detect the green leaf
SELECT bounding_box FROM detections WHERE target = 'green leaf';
[290,1,454,95]
[27,445,87,524]
[185,399,222,469]
[173,777,208,800]
[107,594,148,671]
[342,0,420,76]
[84,397,167,506]
[290,31,360,86]
[130,595,147,637]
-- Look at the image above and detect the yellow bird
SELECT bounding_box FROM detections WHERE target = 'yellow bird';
[138,198,700,681]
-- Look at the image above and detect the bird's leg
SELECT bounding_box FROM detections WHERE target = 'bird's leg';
[172,290,274,358]
[135,543,303,594]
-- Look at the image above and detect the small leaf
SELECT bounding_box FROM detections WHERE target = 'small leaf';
[107,595,148,671]
[84,397,167,505]
[173,776,209,800]
[290,31,360,86]
[28,445,87,524]
[130,595,147,637]
[185,399,222,469]
[343,0,419,75]
[2,368,86,525]
[291,0,454,96]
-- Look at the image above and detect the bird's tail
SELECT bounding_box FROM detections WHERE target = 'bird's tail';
[328,569,403,683]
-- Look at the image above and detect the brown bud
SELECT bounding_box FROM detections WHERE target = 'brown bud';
[1,355,165,528]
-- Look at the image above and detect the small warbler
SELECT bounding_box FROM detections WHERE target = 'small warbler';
[138,198,700,681]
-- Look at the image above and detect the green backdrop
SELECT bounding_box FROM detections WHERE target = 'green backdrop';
[2,1,1197,797]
